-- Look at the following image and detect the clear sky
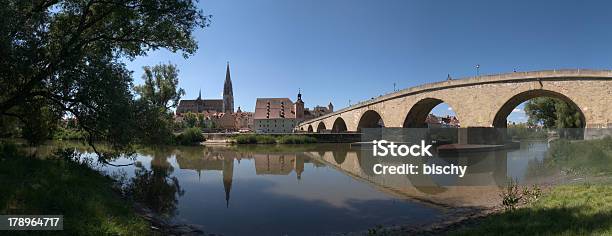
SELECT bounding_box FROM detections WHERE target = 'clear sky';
[124,0,612,122]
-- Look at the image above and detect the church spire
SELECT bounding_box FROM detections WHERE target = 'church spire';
[225,61,231,81]
[197,89,201,100]
[223,62,234,113]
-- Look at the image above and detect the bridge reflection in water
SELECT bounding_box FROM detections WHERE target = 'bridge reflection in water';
[304,146,510,208]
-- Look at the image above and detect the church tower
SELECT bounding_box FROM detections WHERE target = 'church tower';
[223,62,234,113]
[294,89,304,120]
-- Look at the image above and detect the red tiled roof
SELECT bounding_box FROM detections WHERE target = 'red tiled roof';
[254,98,295,119]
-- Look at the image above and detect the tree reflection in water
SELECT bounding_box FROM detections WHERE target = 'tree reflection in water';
[124,148,184,218]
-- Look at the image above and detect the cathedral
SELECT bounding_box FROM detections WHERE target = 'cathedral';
[176,63,234,114]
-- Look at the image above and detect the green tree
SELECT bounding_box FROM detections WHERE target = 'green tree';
[554,100,583,128]
[133,100,176,144]
[197,113,207,128]
[134,63,185,112]
[183,113,197,128]
[133,63,185,144]
[0,0,209,150]
[524,97,583,128]
[19,97,62,145]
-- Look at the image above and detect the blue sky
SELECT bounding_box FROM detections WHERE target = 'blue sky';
[124,0,612,122]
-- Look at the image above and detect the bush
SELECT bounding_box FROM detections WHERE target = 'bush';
[175,128,205,145]
[277,135,317,144]
[234,134,258,144]
[522,184,543,204]
[500,178,522,211]
[256,135,276,144]
[234,134,277,144]
[53,126,87,140]
[500,179,543,211]
[233,134,318,144]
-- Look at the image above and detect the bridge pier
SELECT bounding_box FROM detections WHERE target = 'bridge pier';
[458,128,507,145]
[585,124,612,140]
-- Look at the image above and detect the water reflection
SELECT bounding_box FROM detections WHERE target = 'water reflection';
[46,139,595,235]
[125,148,184,218]
[174,148,236,207]
[135,145,444,235]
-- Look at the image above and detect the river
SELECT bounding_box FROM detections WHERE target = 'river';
[31,140,594,235]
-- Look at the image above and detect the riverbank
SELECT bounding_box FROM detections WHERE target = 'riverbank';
[360,183,611,235]
[203,132,361,144]
[0,143,150,235]
[451,136,612,235]
[448,183,612,235]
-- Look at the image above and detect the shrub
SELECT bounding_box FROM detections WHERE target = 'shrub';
[233,134,318,144]
[234,134,277,144]
[175,128,205,145]
[522,184,542,204]
[277,135,317,144]
[234,134,258,144]
[500,179,522,211]
[53,126,87,140]
[255,135,276,144]
[500,179,544,211]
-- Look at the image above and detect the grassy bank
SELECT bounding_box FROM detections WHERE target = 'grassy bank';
[450,184,612,235]
[452,137,612,235]
[546,136,612,176]
[233,134,317,144]
[0,143,150,235]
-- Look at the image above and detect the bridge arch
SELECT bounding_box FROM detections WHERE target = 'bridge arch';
[331,117,348,133]
[492,90,586,128]
[357,110,385,132]
[403,98,458,128]
[316,122,327,133]
[307,125,314,133]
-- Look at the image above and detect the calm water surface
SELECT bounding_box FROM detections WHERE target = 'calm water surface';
[57,141,567,235]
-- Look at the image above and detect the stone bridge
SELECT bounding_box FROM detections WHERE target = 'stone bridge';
[296,69,612,135]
